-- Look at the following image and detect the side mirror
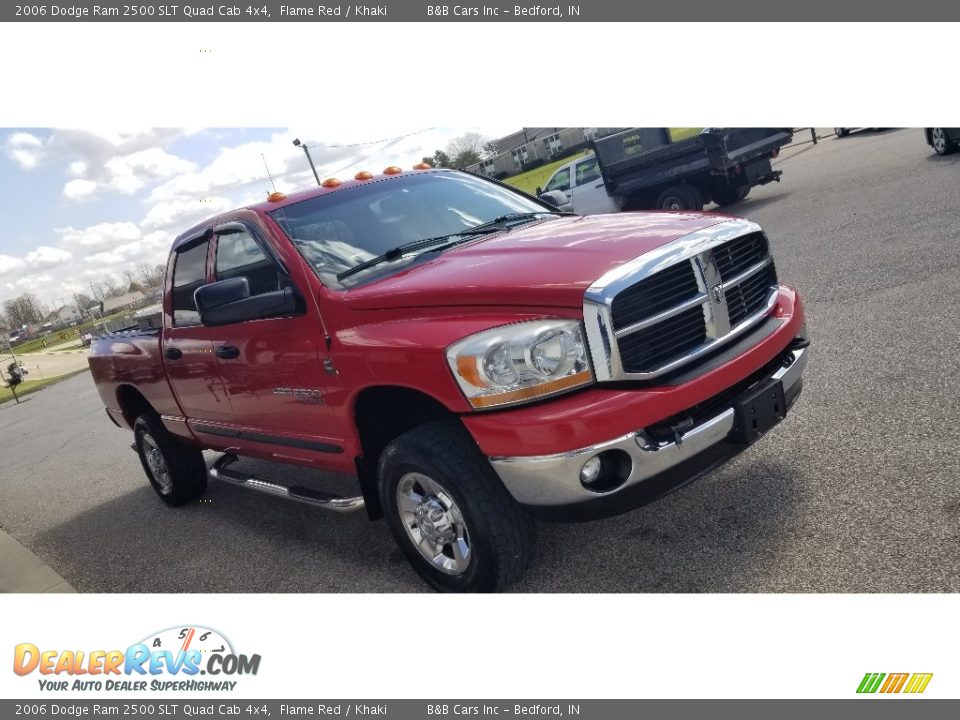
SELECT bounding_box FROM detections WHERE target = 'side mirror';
[538,190,569,209]
[195,278,300,326]
[535,186,542,196]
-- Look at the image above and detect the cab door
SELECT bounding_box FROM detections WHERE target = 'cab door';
[202,222,342,461]
[162,232,234,424]
[568,156,617,215]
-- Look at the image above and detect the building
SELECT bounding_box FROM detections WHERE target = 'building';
[468,127,626,179]
[103,290,146,315]
[44,305,83,326]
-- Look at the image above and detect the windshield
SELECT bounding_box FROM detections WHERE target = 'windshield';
[269,171,553,287]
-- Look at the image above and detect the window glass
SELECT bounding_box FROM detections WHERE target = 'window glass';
[544,167,571,193]
[215,229,281,297]
[575,158,600,186]
[171,241,208,326]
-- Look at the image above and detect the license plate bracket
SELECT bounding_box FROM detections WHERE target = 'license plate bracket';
[730,377,786,444]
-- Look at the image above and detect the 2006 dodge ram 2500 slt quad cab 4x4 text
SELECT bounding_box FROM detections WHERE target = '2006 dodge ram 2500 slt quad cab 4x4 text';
[89,166,809,592]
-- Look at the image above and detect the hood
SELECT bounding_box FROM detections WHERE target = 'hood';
[343,212,729,310]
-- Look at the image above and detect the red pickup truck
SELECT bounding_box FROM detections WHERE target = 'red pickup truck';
[89,167,809,592]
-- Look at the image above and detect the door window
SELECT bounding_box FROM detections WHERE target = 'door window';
[171,241,208,326]
[544,167,571,193]
[575,158,601,186]
[215,228,283,297]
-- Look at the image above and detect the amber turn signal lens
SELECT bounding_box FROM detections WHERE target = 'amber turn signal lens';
[267,191,286,202]
[383,166,403,175]
[321,178,342,188]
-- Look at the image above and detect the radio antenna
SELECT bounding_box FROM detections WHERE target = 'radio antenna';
[261,153,278,192]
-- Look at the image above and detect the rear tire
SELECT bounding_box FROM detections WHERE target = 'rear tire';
[712,185,750,207]
[835,128,850,138]
[930,128,957,156]
[134,413,207,506]
[378,420,535,593]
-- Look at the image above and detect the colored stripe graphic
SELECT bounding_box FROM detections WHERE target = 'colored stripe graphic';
[880,673,909,693]
[857,673,885,693]
[904,673,933,694]
[857,672,932,694]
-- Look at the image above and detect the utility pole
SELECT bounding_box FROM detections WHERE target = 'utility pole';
[2,334,21,404]
[292,137,322,186]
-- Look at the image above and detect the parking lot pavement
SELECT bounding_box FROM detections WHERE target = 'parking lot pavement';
[0,128,958,593]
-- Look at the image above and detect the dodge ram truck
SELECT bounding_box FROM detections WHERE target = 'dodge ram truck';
[89,166,809,592]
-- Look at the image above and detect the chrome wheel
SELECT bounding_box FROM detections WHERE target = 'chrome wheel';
[141,433,172,495]
[396,472,471,575]
[663,195,683,210]
[932,128,947,154]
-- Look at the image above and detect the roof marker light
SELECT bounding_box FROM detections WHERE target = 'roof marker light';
[413,162,432,170]
[267,191,286,202]
[355,171,374,180]
[383,166,403,175]
[322,178,342,188]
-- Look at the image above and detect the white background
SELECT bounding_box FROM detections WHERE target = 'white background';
[1,21,958,701]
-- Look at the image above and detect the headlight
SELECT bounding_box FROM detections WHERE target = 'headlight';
[447,320,593,409]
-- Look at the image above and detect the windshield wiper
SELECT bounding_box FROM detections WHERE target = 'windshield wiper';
[336,227,503,281]
[463,211,572,235]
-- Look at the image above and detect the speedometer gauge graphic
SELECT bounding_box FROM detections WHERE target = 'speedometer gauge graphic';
[139,626,234,657]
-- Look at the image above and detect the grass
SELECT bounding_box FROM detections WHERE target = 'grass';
[500,128,704,195]
[0,369,89,405]
[502,152,588,195]
[10,312,126,355]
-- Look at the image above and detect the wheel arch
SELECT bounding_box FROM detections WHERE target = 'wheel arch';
[352,384,463,520]
[116,384,157,428]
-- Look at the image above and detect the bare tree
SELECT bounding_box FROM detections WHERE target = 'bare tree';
[3,293,43,328]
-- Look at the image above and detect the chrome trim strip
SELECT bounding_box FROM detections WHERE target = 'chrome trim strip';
[721,256,773,290]
[614,292,707,339]
[490,346,807,507]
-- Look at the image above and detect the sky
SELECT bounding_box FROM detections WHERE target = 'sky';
[0,126,514,314]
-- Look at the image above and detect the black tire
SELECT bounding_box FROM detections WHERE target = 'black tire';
[930,128,958,156]
[656,185,701,211]
[134,413,207,506]
[712,185,750,207]
[378,419,535,593]
[835,128,849,138]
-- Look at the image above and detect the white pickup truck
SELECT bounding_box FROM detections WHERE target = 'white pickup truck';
[537,128,793,215]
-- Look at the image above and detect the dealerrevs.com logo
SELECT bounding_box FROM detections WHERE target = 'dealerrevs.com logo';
[13,626,261,692]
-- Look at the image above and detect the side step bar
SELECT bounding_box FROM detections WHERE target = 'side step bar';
[209,454,365,513]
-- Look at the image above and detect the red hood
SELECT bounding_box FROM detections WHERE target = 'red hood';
[343,212,729,310]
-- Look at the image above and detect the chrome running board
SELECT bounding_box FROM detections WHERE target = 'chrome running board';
[209,454,365,513]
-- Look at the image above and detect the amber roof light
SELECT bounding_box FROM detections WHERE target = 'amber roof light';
[383,166,403,175]
[321,178,342,188]
[413,162,432,170]
[354,171,374,180]
[267,191,286,202]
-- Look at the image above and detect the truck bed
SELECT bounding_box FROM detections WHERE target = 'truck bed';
[593,128,793,197]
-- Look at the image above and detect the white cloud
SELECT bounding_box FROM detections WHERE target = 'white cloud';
[142,196,233,231]
[0,255,26,278]
[58,222,142,251]
[69,161,87,176]
[5,131,45,169]
[24,246,72,269]
[63,178,98,199]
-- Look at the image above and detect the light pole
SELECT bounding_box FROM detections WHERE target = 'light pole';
[293,137,321,186]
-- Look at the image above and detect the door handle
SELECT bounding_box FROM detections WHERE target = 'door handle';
[216,345,240,360]
[164,347,183,360]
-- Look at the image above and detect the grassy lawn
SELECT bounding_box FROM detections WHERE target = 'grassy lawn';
[1,369,89,404]
[10,312,126,355]
[502,152,588,195]
[501,128,704,196]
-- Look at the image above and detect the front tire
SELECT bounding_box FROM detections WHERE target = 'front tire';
[930,128,957,156]
[378,420,535,592]
[134,413,207,506]
[656,185,702,211]
[835,128,849,138]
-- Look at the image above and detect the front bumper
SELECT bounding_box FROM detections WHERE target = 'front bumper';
[489,342,807,519]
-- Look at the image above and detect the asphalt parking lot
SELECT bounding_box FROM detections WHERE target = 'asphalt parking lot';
[2,128,959,593]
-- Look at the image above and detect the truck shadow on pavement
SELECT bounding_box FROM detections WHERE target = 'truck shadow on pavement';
[37,451,801,593]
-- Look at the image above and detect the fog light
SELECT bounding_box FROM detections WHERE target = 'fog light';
[580,456,603,485]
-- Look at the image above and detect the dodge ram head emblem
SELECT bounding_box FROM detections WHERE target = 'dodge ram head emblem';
[711,283,725,303]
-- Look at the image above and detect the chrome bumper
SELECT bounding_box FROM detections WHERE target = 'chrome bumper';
[489,345,807,508]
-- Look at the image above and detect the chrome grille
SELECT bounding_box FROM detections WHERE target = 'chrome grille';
[583,219,781,382]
